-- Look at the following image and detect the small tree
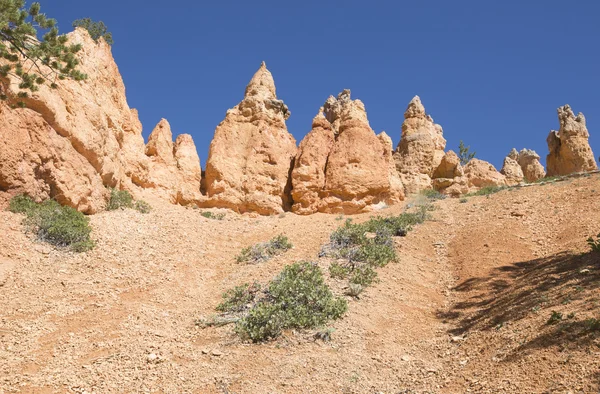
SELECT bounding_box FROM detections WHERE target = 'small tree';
[72,18,113,45]
[0,1,87,103]
[458,140,476,166]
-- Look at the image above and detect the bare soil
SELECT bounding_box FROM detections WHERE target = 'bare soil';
[1,174,599,393]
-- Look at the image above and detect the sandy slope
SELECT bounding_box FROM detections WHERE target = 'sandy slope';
[1,174,599,393]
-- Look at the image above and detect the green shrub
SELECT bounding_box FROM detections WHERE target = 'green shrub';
[134,200,152,214]
[8,195,94,252]
[421,189,447,201]
[585,318,600,331]
[235,262,347,342]
[349,266,378,286]
[547,311,563,325]
[322,206,430,293]
[201,211,225,220]
[587,234,600,253]
[107,188,133,210]
[466,185,506,197]
[329,262,350,279]
[236,234,293,264]
[216,282,261,313]
[9,194,38,214]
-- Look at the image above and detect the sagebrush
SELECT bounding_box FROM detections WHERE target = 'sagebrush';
[8,195,94,252]
[107,188,151,213]
[236,234,293,264]
[234,262,347,342]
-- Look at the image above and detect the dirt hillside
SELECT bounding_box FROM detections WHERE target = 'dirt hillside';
[1,174,599,393]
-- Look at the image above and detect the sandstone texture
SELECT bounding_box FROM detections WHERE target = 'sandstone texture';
[500,149,525,186]
[204,62,297,215]
[143,119,203,204]
[546,105,598,176]
[464,159,507,189]
[0,28,202,212]
[394,96,446,194]
[516,149,546,182]
[291,90,404,214]
[431,151,468,196]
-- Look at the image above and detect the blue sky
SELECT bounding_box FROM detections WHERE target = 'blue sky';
[42,0,599,169]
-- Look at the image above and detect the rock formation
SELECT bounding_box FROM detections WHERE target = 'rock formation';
[143,119,202,204]
[431,151,469,196]
[393,96,446,194]
[546,105,598,176]
[517,149,546,182]
[291,90,404,214]
[0,28,202,213]
[204,62,297,215]
[500,149,525,186]
[464,159,507,189]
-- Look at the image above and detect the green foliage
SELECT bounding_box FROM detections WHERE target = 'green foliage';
[201,211,225,220]
[322,205,430,293]
[329,261,350,279]
[587,233,600,253]
[0,1,87,101]
[547,311,563,325]
[531,176,561,184]
[216,282,261,313]
[235,262,347,342]
[421,189,447,201]
[72,18,113,45]
[585,318,600,331]
[134,200,151,214]
[8,194,94,252]
[349,266,378,286]
[236,234,293,264]
[458,140,476,166]
[8,193,38,213]
[106,188,133,210]
[466,185,506,197]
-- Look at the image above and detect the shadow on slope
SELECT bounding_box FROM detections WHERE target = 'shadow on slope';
[439,250,600,354]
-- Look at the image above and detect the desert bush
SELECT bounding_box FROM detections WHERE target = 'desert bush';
[201,211,225,220]
[236,234,293,264]
[349,266,378,286]
[107,188,134,210]
[547,311,563,325]
[421,189,447,201]
[587,234,600,253]
[134,200,152,214]
[466,185,506,197]
[216,282,261,313]
[322,205,430,293]
[235,262,347,342]
[8,194,38,214]
[329,262,351,279]
[8,195,94,252]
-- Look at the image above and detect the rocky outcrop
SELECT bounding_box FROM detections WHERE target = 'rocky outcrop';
[431,151,468,196]
[517,149,545,182]
[464,159,507,189]
[0,28,203,213]
[500,149,525,186]
[290,112,335,214]
[291,90,404,214]
[546,105,598,176]
[143,119,202,204]
[204,62,297,215]
[393,96,446,194]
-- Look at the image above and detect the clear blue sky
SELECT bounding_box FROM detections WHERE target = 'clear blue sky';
[42,0,599,169]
